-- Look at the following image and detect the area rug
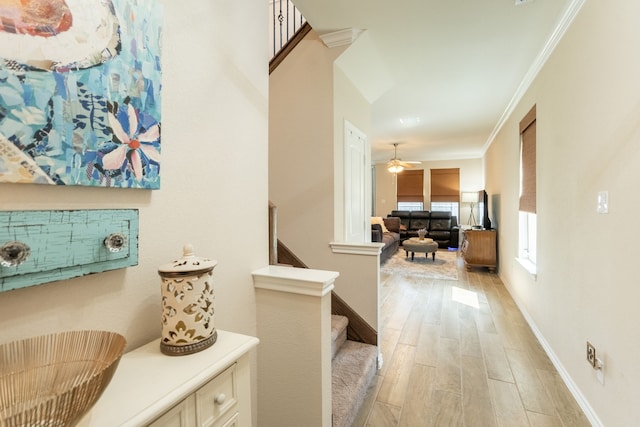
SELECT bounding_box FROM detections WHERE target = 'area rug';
[381,248,459,280]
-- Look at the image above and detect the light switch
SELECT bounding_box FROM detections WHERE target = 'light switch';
[597,191,608,214]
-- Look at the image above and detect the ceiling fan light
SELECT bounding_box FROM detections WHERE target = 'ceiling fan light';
[388,164,404,174]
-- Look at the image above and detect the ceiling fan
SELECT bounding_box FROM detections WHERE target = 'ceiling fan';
[386,143,421,173]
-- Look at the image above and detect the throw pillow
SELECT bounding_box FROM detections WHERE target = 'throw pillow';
[370,216,389,233]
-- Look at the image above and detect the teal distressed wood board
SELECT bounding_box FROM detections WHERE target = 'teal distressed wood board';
[0,210,139,292]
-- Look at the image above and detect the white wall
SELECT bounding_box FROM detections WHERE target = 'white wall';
[333,65,373,242]
[373,164,397,217]
[269,31,341,256]
[270,30,380,329]
[0,1,268,421]
[484,1,640,425]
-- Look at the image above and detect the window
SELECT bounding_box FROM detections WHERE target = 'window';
[430,201,459,220]
[397,201,424,211]
[518,105,537,275]
[430,168,460,219]
[397,169,424,207]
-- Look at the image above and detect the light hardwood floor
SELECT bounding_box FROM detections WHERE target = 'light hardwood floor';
[354,250,591,427]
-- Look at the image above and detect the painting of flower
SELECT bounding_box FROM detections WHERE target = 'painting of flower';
[103,100,160,182]
[0,0,162,189]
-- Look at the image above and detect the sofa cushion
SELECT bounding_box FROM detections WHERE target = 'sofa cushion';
[382,232,399,246]
[410,211,430,230]
[429,230,450,240]
[428,211,452,230]
[371,216,389,233]
[430,218,451,231]
[382,216,401,233]
[371,224,383,242]
[389,210,411,230]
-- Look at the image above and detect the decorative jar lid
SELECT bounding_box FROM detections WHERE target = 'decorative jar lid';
[158,244,217,276]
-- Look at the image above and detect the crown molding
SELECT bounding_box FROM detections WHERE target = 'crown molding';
[482,0,586,154]
[319,28,363,48]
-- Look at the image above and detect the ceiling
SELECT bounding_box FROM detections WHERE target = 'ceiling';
[291,0,575,164]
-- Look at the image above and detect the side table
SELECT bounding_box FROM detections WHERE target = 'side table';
[461,229,497,272]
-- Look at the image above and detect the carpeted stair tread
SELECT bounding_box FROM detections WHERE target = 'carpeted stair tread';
[331,315,348,360]
[332,339,378,427]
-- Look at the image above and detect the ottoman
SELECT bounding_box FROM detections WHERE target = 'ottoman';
[403,237,439,261]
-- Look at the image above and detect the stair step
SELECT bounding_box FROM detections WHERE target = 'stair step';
[332,340,378,427]
[331,315,348,360]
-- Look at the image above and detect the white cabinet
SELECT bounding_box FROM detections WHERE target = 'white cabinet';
[150,363,239,427]
[78,330,258,427]
[149,396,195,427]
[194,363,238,427]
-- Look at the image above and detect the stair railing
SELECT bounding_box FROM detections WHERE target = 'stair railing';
[269,1,311,74]
[268,201,377,346]
[268,202,278,265]
[270,0,306,59]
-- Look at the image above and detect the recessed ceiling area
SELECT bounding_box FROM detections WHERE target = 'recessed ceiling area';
[291,0,576,163]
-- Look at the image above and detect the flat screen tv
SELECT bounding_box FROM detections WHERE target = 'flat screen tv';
[477,190,491,230]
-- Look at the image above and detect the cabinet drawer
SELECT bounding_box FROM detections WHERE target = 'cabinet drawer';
[219,412,239,427]
[196,363,238,427]
[148,395,195,427]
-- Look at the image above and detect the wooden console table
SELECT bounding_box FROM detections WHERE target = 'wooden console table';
[461,229,497,272]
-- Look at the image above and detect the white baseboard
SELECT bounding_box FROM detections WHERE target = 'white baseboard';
[499,274,602,427]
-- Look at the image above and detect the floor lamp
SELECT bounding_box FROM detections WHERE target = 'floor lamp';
[461,192,478,226]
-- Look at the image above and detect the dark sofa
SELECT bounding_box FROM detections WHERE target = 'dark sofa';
[371,216,401,264]
[389,210,460,249]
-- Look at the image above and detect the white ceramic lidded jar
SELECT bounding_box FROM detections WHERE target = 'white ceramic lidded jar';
[158,244,218,356]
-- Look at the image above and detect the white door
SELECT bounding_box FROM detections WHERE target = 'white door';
[344,121,368,242]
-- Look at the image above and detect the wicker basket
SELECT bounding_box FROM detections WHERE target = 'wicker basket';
[0,330,126,427]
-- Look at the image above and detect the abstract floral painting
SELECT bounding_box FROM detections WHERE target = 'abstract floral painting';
[0,0,162,189]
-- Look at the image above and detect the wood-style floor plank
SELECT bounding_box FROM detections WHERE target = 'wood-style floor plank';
[354,251,590,427]
[377,343,416,407]
[414,323,439,367]
[526,410,565,427]
[488,379,529,427]
[397,364,436,427]
[434,337,462,393]
[536,369,591,427]
[426,389,464,427]
[479,331,515,383]
[459,310,482,358]
[461,354,496,427]
[398,295,426,346]
[365,402,402,427]
[505,348,557,416]
[378,328,400,378]
[441,283,461,340]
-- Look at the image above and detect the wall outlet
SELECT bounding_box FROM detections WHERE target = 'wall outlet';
[587,341,597,367]
[597,191,609,213]
[596,357,605,385]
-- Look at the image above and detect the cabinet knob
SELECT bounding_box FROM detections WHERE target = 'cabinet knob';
[214,393,226,405]
[104,233,127,252]
[0,241,30,267]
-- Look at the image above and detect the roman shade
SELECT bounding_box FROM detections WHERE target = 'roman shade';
[519,105,536,213]
[430,168,460,203]
[397,169,423,203]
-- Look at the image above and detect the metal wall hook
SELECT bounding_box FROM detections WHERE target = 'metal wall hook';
[0,241,31,267]
[104,233,127,253]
